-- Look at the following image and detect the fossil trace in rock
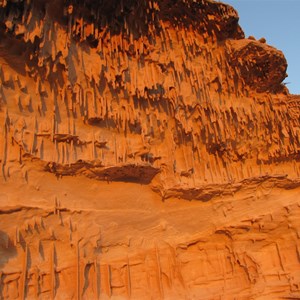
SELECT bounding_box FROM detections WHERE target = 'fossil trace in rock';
[0,0,300,299]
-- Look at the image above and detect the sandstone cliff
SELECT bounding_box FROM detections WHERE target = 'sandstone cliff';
[0,0,300,299]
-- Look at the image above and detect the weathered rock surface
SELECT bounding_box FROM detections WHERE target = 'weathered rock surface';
[0,0,299,299]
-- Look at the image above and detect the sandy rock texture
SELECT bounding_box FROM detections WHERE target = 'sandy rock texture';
[0,0,300,299]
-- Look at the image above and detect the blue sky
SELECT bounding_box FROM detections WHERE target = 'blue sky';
[224,0,300,94]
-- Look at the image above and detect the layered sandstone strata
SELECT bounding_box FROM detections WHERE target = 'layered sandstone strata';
[0,0,299,299]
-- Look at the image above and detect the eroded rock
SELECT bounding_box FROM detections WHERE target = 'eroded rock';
[0,0,299,299]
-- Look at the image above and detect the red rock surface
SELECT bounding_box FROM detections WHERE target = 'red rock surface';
[0,0,299,299]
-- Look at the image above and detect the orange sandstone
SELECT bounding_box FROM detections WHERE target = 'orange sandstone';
[0,0,299,299]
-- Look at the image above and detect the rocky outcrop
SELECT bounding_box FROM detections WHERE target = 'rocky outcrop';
[0,0,299,299]
[228,38,288,93]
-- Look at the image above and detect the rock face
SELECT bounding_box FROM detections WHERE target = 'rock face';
[0,0,299,299]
